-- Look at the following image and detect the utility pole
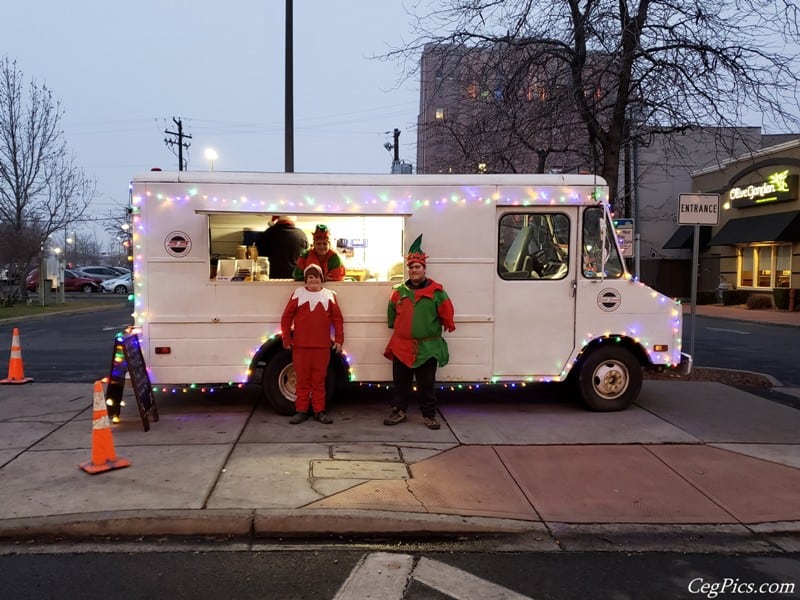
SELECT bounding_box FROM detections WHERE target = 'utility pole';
[164,117,192,170]
[285,0,294,172]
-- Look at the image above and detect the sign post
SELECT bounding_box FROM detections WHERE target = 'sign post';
[678,194,720,358]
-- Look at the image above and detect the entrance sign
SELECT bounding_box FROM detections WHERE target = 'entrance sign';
[678,194,720,225]
[677,193,720,359]
[106,332,159,431]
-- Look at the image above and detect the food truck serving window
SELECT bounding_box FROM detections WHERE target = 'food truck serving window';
[498,212,570,280]
[206,212,405,282]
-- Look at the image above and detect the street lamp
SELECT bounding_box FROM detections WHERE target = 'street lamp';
[204,148,218,171]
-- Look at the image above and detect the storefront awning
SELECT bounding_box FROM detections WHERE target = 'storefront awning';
[708,210,800,245]
[663,225,711,250]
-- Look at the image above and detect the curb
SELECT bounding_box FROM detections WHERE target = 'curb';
[0,509,542,541]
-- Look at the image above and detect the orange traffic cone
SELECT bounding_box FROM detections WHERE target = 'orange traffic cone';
[1,327,34,384]
[79,381,131,474]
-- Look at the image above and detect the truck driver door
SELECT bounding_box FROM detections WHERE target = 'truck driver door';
[493,209,577,379]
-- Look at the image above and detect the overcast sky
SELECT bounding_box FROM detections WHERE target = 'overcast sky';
[5,1,425,234]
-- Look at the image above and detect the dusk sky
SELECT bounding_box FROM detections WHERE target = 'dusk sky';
[5,1,427,239]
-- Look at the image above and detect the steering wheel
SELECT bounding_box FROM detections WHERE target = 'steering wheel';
[529,248,550,276]
[531,247,565,278]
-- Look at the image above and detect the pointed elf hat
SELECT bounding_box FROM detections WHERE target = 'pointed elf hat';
[313,224,330,242]
[406,234,427,267]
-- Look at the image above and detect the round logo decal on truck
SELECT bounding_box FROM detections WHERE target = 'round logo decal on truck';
[165,231,192,257]
[597,288,621,312]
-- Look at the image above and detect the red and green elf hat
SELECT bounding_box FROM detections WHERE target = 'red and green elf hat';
[406,234,427,267]
[313,224,330,242]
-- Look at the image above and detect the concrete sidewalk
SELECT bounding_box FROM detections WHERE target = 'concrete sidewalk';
[0,379,799,551]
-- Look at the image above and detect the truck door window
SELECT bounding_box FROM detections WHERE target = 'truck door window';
[498,213,569,280]
[582,207,623,278]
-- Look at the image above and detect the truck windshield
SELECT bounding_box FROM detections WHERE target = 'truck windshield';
[581,207,624,278]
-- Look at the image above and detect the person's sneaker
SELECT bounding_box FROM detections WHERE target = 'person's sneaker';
[423,416,441,430]
[314,411,333,424]
[289,412,308,424]
[383,407,407,426]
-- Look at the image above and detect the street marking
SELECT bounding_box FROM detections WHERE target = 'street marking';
[334,552,532,600]
[413,557,533,600]
[333,552,413,600]
[706,327,750,335]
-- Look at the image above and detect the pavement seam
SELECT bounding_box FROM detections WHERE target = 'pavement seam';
[641,444,741,525]
[202,401,260,511]
[490,445,559,547]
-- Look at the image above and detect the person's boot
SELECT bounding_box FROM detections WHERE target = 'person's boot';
[289,412,308,424]
[314,411,333,424]
[422,416,441,430]
[383,407,406,426]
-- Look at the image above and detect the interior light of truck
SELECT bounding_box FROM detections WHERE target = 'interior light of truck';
[155,346,171,355]
[653,345,668,352]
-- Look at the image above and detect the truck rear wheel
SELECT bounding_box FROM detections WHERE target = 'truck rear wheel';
[262,348,342,416]
[576,346,642,411]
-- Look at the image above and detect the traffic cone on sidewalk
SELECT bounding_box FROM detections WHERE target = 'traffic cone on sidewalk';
[0,327,34,385]
[79,381,131,474]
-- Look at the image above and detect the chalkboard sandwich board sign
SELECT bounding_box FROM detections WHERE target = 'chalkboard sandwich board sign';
[106,332,159,431]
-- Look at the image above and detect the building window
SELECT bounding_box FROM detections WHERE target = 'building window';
[777,244,791,287]
[435,108,445,120]
[738,244,792,288]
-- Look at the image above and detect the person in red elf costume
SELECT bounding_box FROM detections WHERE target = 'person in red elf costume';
[281,263,344,424]
[292,224,346,282]
[383,235,455,430]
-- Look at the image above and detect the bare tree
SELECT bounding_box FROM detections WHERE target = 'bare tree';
[397,0,800,200]
[0,57,95,297]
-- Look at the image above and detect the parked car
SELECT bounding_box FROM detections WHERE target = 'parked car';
[101,273,132,294]
[109,266,131,276]
[0,264,23,285]
[73,266,121,280]
[26,268,103,293]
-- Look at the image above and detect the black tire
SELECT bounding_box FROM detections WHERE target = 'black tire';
[576,346,642,411]
[81,284,94,293]
[262,348,343,416]
[114,284,128,294]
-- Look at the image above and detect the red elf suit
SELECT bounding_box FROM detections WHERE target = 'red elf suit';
[293,224,346,281]
[281,264,344,414]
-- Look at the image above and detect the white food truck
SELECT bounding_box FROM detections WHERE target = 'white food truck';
[129,171,690,413]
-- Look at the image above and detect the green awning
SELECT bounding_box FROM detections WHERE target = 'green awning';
[709,211,800,245]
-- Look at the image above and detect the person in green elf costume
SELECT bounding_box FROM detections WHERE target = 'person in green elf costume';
[383,234,456,430]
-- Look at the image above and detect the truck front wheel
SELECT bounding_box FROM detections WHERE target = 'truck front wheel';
[262,348,342,416]
[576,346,642,411]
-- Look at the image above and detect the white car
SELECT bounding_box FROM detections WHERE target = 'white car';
[101,273,132,294]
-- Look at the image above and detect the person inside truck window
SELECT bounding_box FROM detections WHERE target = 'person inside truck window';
[293,225,346,282]
[256,216,309,279]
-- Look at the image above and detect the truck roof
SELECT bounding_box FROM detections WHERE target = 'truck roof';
[131,170,608,189]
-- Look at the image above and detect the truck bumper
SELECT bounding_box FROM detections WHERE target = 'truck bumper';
[678,352,693,376]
